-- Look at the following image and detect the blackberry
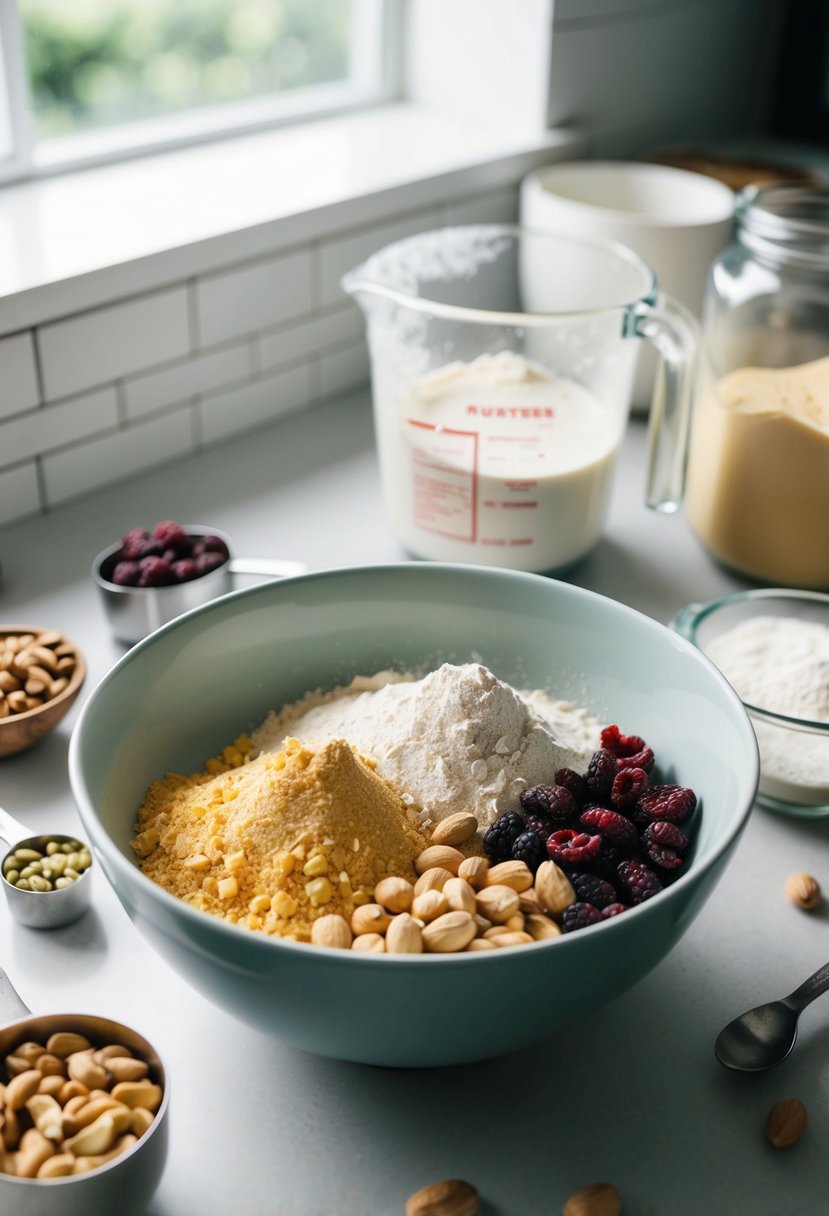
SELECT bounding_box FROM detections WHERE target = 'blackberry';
[524,815,553,840]
[586,749,618,804]
[579,806,639,852]
[637,784,697,826]
[510,831,546,872]
[519,784,576,827]
[554,767,588,807]
[617,858,663,904]
[561,901,603,932]
[482,811,526,861]
[546,829,601,868]
[570,871,619,909]
[611,766,649,811]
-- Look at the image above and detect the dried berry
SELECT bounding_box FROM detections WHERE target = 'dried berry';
[482,812,526,862]
[153,520,192,552]
[196,551,226,575]
[197,534,231,560]
[137,556,175,587]
[510,831,546,872]
[642,820,688,871]
[546,829,602,867]
[579,806,639,852]
[570,871,619,909]
[171,558,200,582]
[601,724,654,771]
[519,784,576,827]
[601,903,628,919]
[561,901,603,932]
[610,765,649,810]
[111,560,141,587]
[617,858,663,904]
[554,767,589,806]
[637,783,697,825]
[120,527,151,559]
[586,749,618,803]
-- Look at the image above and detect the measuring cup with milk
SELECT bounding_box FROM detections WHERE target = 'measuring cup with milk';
[343,225,697,573]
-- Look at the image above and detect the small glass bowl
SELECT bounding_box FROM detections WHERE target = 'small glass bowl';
[672,588,829,819]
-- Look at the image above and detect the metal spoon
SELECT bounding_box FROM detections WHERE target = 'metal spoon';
[715,960,829,1071]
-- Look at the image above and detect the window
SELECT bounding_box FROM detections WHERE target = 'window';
[0,0,396,181]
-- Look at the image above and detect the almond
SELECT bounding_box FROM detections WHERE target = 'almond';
[785,871,821,911]
[412,888,449,923]
[350,904,392,936]
[442,877,476,916]
[525,912,562,941]
[535,860,576,916]
[489,930,534,948]
[422,910,476,953]
[457,855,489,889]
[385,913,423,954]
[430,812,478,847]
[475,884,519,924]
[405,1178,480,1216]
[485,860,533,892]
[311,914,353,949]
[414,867,454,897]
[374,876,414,914]
[415,846,464,876]
[563,1182,622,1216]
[765,1097,807,1148]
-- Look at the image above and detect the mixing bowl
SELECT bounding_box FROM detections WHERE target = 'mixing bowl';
[69,564,759,1067]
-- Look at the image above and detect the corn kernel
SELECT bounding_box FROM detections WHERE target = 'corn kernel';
[305,877,333,906]
[184,854,211,871]
[191,804,208,819]
[246,914,262,931]
[132,828,159,859]
[352,890,370,907]
[202,876,219,897]
[249,894,271,915]
[273,852,295,878]
[225,849,247,873]
[303,853,329,878]
[217,876,238,900]
[272,891,298,918]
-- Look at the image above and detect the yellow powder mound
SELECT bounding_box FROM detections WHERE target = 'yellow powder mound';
[132,736,427,940]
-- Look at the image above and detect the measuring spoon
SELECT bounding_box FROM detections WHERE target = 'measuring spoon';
[715,960,829,1071]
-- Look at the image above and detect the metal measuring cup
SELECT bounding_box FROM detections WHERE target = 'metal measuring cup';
[0,967,169,1215]
[0,806,92,929]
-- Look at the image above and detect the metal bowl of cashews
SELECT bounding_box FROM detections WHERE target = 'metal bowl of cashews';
[0,968,169,1216]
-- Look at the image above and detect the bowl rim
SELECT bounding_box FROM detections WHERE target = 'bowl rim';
[673,587,829,734]
[69,562,760,964]
[0,626,86,727]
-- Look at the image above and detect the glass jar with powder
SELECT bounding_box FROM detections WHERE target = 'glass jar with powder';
[685,185,829,588]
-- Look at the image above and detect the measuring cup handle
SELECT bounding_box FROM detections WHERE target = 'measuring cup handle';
[228,558,308,582]
[628,295,700,513]
[0,805,28,850]
[0,968,31,1020]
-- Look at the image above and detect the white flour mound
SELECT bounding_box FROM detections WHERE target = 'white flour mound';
[252,662,601,827]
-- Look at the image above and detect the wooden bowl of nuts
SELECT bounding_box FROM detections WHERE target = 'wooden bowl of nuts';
[0,628,86,758]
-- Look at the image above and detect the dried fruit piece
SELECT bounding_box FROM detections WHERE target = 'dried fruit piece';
[510,831,546,872]
[563,1181,622,1216]
[610,765,649,810]
[405,1178,480,1216]
[636,783,697,825]
[642,820,688,871]
[554,767,589,806]
[586,749,618,802]
[570,871,619,909]
[765,1097,807,1148]
[520,784,576,826]
[785,871,822,911]
[482,811,526,861]
[617,858,663,904]
[561,901,603,932]
[601,724,655,772]
[579,806,639,851]
[546,829,602,867]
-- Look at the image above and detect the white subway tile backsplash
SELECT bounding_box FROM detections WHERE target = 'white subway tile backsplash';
[0,387,117,468]
[196,247,313,348]
[38,287,191,401]
[319,340,370,400]
[317,208,442,307]
[123,341,252,420]
[200,363,311,445]
[42,407,193,506]
[0,334,40,421]
[0,462,40,528]
[256,305,363,374]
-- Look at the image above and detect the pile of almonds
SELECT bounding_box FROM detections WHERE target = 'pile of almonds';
[0,630,79,719]
[0,1029,162,1179]
[310,812,575,954]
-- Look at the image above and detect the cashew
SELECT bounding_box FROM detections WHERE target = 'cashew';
[46,1031,92,1059]
[26,1094,64,1141]
[13,1128,55,1177]
[66,1051,108,1090]
[4,1069,43,1111]
[110,1080,163,1113]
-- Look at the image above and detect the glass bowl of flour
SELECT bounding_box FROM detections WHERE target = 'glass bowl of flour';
[672,588,829,818]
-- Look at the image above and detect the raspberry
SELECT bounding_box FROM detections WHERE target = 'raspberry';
[617,858,663,904]
[601,725,655,772]
[197,534,230,560]
[579,806,639,851]
[510,831,546,873]
[519,784,576,827]
[120,527,151,559]
[483,811,526,861]
[546,829,601,867]
[637,784,697,825]
[611,766,649,810]
[137,556,175,587]
[601,903,628,919]
[172,558,201,583]
[570,871,619,909]
[561,901,603,932]
[153,520,191,553]
[586,749,618,803]
[111,559,141,586]
[642,821,688,871]
[196,551,226,576]
[554,767,588,806]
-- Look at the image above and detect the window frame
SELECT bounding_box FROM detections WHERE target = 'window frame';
[0,0,402,185]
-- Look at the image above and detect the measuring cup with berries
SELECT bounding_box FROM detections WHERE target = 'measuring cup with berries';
[93,520,306,645]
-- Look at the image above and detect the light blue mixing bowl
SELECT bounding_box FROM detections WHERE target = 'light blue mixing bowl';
[69,565,759,1067]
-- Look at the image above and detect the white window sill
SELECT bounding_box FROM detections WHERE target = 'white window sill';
[0,104,582,332]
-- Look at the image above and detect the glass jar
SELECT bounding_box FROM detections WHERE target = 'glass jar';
[685,185,829,589]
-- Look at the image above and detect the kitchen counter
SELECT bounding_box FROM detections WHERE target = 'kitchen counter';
[0,390,826,1215]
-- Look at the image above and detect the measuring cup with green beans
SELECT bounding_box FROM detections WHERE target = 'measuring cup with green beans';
[0,806,92,928]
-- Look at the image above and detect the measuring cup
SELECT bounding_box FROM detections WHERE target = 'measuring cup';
[343,224,698,573]
[0,806,92,929]
[0,967,168,1215]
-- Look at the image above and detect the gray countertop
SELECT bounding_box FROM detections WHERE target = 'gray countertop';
[0,392,826,1215]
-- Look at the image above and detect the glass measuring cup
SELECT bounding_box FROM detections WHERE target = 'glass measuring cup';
[343,224,698,572]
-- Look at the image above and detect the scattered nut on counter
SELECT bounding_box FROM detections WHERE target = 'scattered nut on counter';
[2,838,92,892]
[765,1097,808,1149]
[404,1178,480,1216]
[563,1181,622,1216]
[785,871,822,911]
[0,1031,162,1178]
[0,630,78,719]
